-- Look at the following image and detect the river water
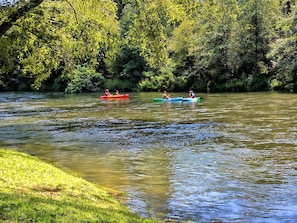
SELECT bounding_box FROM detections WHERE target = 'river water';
[0,92,297,222]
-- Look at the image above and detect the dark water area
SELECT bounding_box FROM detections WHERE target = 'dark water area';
[0,92,297,222]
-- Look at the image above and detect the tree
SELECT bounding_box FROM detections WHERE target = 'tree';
[0,0,44,37]
[1,0,296,92]
[236,0,280,91]
[268,3,297,92]
[170,0,241,92]
[0,0,120,91]
[121,0,198,91]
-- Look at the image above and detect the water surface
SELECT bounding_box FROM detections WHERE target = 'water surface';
[0,92,296,222]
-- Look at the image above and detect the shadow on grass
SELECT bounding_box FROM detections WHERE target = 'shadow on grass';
[0,191,157,223]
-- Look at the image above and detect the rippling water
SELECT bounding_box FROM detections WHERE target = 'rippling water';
[0,92,297,222]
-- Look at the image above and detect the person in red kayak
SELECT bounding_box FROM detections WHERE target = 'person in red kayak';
[189,90,196,98]
[105,89,111,96]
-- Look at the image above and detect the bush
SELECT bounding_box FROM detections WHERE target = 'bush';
[65,65,104,93]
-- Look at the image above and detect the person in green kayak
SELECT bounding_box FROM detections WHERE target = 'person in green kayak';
[163,90,170,99]
[189,90,196,98]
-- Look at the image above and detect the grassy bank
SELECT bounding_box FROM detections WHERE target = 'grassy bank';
[0,148,158,222]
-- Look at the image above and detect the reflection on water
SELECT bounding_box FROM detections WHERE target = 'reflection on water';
[0,92,297,222]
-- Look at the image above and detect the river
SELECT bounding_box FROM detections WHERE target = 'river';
[0,92,296,222]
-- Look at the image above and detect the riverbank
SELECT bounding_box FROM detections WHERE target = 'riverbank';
[0,148,158,223]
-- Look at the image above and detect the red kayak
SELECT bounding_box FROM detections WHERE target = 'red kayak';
[100,94,129,99]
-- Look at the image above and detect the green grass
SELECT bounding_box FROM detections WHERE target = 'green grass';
[0,148,159,223]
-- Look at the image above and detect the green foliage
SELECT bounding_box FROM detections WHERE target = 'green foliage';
[108,47,146,90]
[0,0,296,93]
[219,77,247,92]
[0,0,120,91]
[268,6,297,92]
[168,19,196,66]
[123,0,191,69]
[138,61,186,91]
[138,71,162,91]
[189,0,241,92]
[1,4,62,90]
[0,38,11,88]
[65,65,104,93]
[104,78,134,92]
[56,0,120,69]
[236,0,279,74]
[124,2,168,69]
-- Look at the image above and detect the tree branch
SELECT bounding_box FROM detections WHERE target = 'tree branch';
[0,0,44,37]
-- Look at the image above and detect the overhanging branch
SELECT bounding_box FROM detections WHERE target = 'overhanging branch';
[0,0,44,37]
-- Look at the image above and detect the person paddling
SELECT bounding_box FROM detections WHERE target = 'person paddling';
[189,90,196,98]
[162,91,170,99]
[105,89,111,96]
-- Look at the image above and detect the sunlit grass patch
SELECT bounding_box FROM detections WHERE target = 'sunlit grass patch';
[0,148,158,222]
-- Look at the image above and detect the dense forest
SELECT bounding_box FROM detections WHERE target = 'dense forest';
[0,0,296,93]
